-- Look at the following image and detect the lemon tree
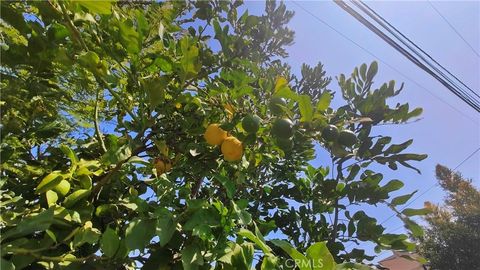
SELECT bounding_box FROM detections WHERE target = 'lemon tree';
[1,1,428,269]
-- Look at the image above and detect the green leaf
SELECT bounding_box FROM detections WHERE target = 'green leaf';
[179,36,200,80]
[402,208,431,217]
[79,175,92,190]
[405,219,423,237]
[73,226,101,247]
[77,51,100,70]
[391,191,417,206]
[378,233,407,245]
[155,209,176,246]
[238,229,271,254]
[145,77,167,109]
[214,174,236,199]
[125,218,156,251]
[192,224,211,241]
[306,242,336,270]
[348,219,356,237]
[1,208,54,240]
[297,94,314,122]
[366,61,378,81]
[36,171,64,194]
[119,19,140,54]
[381,180,404,193]
[274,76,289,93]
[77,1,113,15]
[384,139,413,154]
[261,254,278,270]
[394,153,428,162]
[407,107,423,118]
[222,243,253,269]
[46,190,58,206]
[63,189,91,208]
[233,201,252,225]
[184,208,220,230]
[181,244,204,270]
[359,63,367,80]
[100,227,120,258]
[270,240,310,270]
[60,145,78,165]
[398,161,422,174]
[240,243,255,268]
[316,92,332,112]
[274,86,297,101]
[141,248,173,270]
[103,135,132,165]
[1,258,15,270]
[0,145,14,164]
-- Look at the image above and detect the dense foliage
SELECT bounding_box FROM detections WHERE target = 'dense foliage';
[419,165,480,270]
[1,1,427,269]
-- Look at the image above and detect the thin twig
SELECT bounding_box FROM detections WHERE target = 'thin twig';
[94,88,107,153]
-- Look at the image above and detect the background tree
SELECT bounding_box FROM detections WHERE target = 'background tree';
[419,165,480,270]
[1,1,427,269]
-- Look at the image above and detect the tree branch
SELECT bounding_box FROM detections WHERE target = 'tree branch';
[94,88,107,153]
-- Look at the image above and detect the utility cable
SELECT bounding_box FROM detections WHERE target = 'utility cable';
[427,0,480,58]
[290,1,479,123]
[355,0,480,101]
[335,0,480,112]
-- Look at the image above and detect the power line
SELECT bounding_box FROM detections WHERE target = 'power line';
[354,0,480,101]
[335,0,480,113]
[453,146,480,170]
[346,0,480,108]
[427,0,480,58]
[376,147,480,260]
[380,146,480,226]
[290,1,479,124]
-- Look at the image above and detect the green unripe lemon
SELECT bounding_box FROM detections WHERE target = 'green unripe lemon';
[269,97,287,116]
[338,130,357,147]
[276,137,293,152]
[242,115,261,133]
[53,180,71,197]
[322,125,339,142]
[271,118,293,139]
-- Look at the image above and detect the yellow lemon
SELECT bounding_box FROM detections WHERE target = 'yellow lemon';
[221,136,243,162]
[204,124,227,146]
[154,158,172,175]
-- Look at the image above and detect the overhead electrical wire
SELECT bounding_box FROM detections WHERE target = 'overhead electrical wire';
[427,0,480,58]
[354,0,480,104]
[380,146,480,226]
[353,0,480,102]
[334,0,480,113]
[290,1,479,123]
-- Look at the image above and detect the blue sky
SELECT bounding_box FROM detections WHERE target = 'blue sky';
[243,0,479,261]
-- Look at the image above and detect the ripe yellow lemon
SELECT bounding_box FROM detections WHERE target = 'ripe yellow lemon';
[204,124,227,146]
[221,136,243,162]
[154,158,172,175]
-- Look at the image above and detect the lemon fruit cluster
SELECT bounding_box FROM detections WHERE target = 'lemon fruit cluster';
[204,124,227,146]
[321,124,358,147]
[204,123,243,162]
